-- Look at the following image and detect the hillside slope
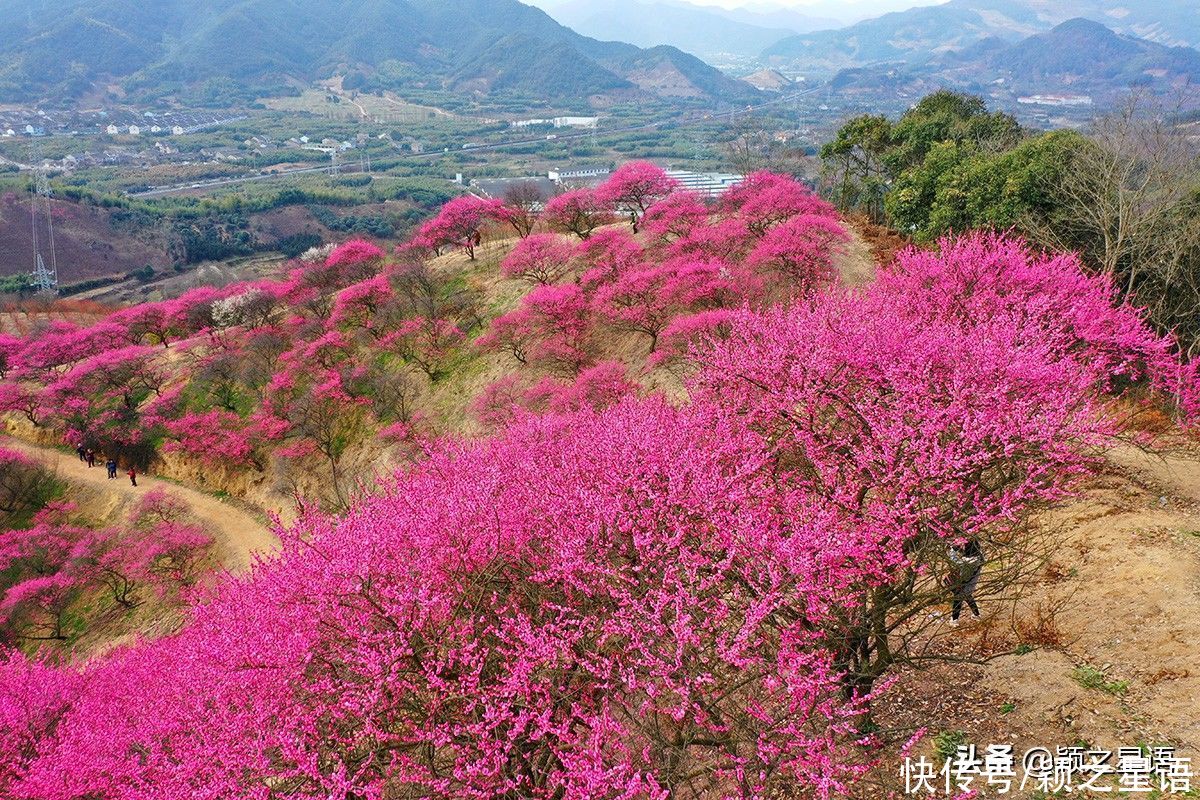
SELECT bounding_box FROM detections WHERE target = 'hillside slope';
[0,0,758,104]
[878,442,1200,774]
[0,436,278,572]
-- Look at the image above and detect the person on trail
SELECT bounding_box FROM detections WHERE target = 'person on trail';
[106,458,117,480]
[76,445,86,463]
[128,468,138,487]
[85,449,96,468]
[947,538,985,623]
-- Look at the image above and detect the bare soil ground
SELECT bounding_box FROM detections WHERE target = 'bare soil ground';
[871,441,1200,793]
[837,224,880,287]
[845,213,911,269]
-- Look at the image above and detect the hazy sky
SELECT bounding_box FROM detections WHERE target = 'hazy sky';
[525,0,949,23]
[528,0,916,6]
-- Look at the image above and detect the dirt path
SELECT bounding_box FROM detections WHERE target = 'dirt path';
[980,449,1200,755]
[3,437,279,573]
[835,226,878,287]
[877,443,1200,772]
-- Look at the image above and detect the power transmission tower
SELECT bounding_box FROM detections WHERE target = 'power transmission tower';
[690,125,706,162]
[28,137,58,295]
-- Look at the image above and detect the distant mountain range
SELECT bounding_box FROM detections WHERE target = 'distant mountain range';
[828,17,1200,104]
[3,0,1195,111]
[0,0,760,105]
[764,0,1200,74]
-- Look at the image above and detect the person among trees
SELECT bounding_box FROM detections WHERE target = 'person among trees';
[76,445,86,463]
[105,458,118,480]
[128,467,138,488]
[947,538,985,623]
[85,449,96,468]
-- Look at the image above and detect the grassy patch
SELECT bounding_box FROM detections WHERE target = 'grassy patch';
[1072,665,1129,696]
[933,730,968,762]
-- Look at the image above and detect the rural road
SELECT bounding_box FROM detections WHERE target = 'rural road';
[129,86,825,198]
[2,437,279,573]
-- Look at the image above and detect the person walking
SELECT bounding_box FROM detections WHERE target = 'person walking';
[128,467,138,488]
[76,445,87,463]
[947,539,985,623]
[85,449,96,468]
[105,458,117,480]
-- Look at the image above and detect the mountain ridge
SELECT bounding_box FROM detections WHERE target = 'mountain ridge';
[0,0,758,105]
[763,0,1200,73]
[826,17,1200,105]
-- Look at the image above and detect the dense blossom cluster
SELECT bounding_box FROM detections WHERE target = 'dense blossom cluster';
[475,167,851,413]
[0,487,210,644]
[0,164,1196,798]
[0,165,858,490]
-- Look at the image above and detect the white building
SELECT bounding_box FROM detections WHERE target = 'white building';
[664,170,743,197]
[552,116,599,129]
[128,125,141,135]
[514,116,600,129]
[548,167,610,183]
[1017,94,1092,107]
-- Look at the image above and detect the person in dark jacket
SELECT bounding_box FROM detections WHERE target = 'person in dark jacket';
[947,539,985,623]
[105,458,118,480]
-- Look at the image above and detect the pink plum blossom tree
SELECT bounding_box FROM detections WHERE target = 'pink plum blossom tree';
[542,189,610,240]
[499,233,576,285]
[413,195,505,260]
[744,213,850,295]
[596,161,679,233]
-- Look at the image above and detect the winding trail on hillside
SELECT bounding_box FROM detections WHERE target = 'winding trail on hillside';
[2,437,279,573]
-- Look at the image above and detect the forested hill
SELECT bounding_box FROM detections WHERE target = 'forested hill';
[0,0,759,104]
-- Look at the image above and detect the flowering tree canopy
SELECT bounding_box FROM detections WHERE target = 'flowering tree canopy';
[0,171,1196,800]
[543,189,610,240]
[413,195,505,260]
[596,161,679,232]
[499,233,576,286]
